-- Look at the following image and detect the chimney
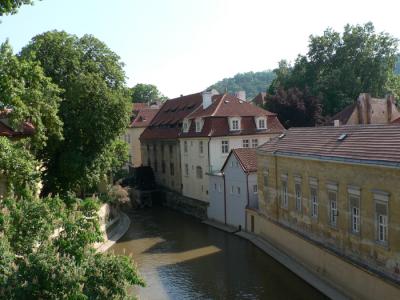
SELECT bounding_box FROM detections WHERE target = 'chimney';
[202,90,213,109]
[334,119,340,127]
[386,94,394,123]
[235,90,246,101]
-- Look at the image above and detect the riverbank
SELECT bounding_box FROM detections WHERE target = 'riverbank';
[203,219,348,300]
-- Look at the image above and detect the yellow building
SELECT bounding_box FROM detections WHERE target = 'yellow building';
[249,124,400,299]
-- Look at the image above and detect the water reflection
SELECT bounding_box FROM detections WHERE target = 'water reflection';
[110,207,327,300]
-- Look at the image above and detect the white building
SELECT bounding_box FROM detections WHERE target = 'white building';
[179,91,284,202]
[208,148,259,229]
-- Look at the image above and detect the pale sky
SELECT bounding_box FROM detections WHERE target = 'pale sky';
[1,0,399,98]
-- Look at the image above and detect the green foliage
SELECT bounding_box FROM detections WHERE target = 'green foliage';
[0,0,34,15]
[0,137,40,197]
[394,54,400,75]
[130,83,167,103]
[209,71,276,99]
[0,193,144,299]
[268,22,399,120]
[20,31,131,194]
[0,41,63,153]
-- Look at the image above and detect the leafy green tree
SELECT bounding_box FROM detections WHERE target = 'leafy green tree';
[268,22,399,117]
[0,41,63,154]
[209,70,276,99]
[20,31,131,194]
[0,194,145,299]
[130,83,167,103]
[0,0,35,15]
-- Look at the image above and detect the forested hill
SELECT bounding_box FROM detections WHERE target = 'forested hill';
[208,71,276,99]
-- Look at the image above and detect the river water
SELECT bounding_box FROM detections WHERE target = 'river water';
[110,207,327,300]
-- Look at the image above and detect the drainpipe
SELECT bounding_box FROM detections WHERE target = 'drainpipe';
[245,172,249,231]
[223,172,227,224]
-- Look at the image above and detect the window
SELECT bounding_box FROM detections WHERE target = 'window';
[258,118,266,129]
[154,160,158,172]
[230,160,234,167]
[349,191,360,234]
[183,122,188,132]
[169,145,173,156]
[153,144,157,153]
[251,139,258,148]
[184,141,188,153]
[374,193,389,245]
[184,163,189,176]
[199,141,204,154]
[222,140,229,154]
[127,134,131,143]
[161,144,165,158]
[310,187,318,218]
[146,144,150,152]
[232,119,239,131]
[170,163,174,176]
[295,183,302,212]
[237,186,241,195]
[128,154,132,164]
[214,183,217,191]
[161,161,166,173]
[242,139,249,148]
[218,184,222,192]
[231,185,234,194]
[196,166,203,179]
[253,185,258,194]
[195,120,202,132]
[328,191,338,227]
[281,180,288,208]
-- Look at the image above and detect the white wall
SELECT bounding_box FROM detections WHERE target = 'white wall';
[207,174,225,223]
[180,138,210,202]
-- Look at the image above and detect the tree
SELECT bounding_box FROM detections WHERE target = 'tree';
[266,87,323,128]
[0,0,35,15]
[268,22,399,117]
[209,70,276,99]
[0,193,145,299]
[130,83,167,103]
[20,31,131,194]
[0,41,63,154]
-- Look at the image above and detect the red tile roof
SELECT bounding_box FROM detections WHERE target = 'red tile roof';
[140,92,203,140]
[180,93,284,138]
[132,103,149,112]
[258,124,400,167]
[130,108,159,128]
[328,103,356,125]
[392,117,400,124]
[233,148,258,172]
[0,120,34,138]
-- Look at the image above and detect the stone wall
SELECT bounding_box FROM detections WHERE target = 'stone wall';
[163,189,208,220]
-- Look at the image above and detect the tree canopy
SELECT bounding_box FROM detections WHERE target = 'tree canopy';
[0,0,35,15]
[20,31,131,194]
[130,83,167,103]
[209,71,276,99]
[266,22,399,126]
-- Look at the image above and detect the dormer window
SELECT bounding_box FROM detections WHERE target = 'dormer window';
[229,117,241,131]
[256,117,267,130]
[183,119,190,133]
[194,118,203,133]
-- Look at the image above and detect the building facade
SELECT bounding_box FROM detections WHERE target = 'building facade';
[140,92,203,192]
[179,92,284,202]
[208,148,258,229]
[250,124,400,299]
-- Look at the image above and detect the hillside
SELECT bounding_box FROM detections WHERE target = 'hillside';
[208,71,276,99]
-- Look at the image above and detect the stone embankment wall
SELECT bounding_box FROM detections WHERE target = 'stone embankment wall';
[163,189,208,220]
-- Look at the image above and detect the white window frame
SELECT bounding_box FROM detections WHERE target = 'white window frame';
[221,140,229,154]
[196,166,203,179]
[281,177,288,209]
[328,190,338,227]
[255,117,267,130]
[348,186,361,235]
[310,180,318,219]
[184,163,189,176]
[237,186,241,195]
[229,117,241,131]
[199,141,204,154]
[242,139,249,148]
[251,139,258,148]
[295,182,302,212]
[195,118,202,133]
[253,184,258,194]
[218,184,222,192]
[183,141,188,153]
[373,190,389,246]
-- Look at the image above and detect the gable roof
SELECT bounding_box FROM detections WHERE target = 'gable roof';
[222,148,257,173]
[130,108,159,128]
[258,124,400,168]
[0,120,34,138]
[251,92,266,106]
[140,92,203,140]
[187,93,275,119]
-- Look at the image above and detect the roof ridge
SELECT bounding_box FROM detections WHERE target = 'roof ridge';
[210,94,226,117]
